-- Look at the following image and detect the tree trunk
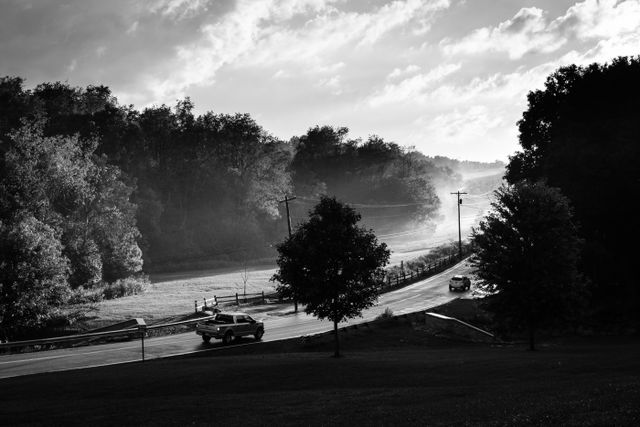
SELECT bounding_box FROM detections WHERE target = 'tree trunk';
[333,319,340,358]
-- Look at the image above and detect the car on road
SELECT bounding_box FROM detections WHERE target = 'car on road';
[196,312,264,344]
[449,275,471,292]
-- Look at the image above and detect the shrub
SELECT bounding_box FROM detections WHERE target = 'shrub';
[376,307,394,320]
[102,275,149,300]
[68,287,104,304]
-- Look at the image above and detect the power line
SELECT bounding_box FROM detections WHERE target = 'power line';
[464,190,494,198]
[362,212,419,219]
[295,195,431,208]
[377,226,434,238]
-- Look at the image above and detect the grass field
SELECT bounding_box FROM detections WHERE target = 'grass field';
[84,265,278,325]
[2,317,638,426]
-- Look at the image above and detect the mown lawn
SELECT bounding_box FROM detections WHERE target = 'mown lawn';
[1,319,638,426]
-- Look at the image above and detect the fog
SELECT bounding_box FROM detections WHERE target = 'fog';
[379,167,504,266]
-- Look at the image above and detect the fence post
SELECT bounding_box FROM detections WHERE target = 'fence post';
[138,322,147,362]
[403,271,406,282]
[214,295,217,305]
[235,292,239,305]
[203,297,207,309]
[194,300,198,313]
[262,290,265,304]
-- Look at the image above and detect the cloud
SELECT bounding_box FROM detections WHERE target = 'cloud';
[242,0,450,68]
[317,75,343,95]
[557,0,640,40]
[148,0,452,103]
[126,21,139,35]
[367,63,461,106]
[441,7,567,59]
[149,0,212,20]
[388,64,421,80]
[144,0,344,102]
[441,0,640,60]
[415,105,505,144]
[358,0,450,46]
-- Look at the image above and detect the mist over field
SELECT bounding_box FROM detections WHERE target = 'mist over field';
[380,166,504,264]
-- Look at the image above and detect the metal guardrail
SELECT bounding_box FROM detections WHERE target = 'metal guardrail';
[0,315,216,352]
[425,312,495,338]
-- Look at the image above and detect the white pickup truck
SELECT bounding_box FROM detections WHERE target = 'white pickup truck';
[195,312,264,344]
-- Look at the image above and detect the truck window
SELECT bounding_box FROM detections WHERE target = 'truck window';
[216,314,234,323]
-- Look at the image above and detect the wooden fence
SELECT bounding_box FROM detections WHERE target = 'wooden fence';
[195,250,471,313]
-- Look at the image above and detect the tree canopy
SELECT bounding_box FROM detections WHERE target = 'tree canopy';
[472,181,583,350]
[0,122,144,336]
[272,196,390,356]
[0,77,468,271]
[505,56,640,324]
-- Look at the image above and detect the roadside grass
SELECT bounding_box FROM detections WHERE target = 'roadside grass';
[81,265,278,326]
[2,318,639,426]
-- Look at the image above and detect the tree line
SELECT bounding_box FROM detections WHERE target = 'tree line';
[0,76,466,336]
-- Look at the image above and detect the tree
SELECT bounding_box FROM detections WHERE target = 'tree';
[272,196,390,357]
[0,215,70,338]
[505,56,640,323]
[1,122,143,288]
[472,181,583,350]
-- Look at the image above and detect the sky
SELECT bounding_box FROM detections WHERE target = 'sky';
[1,0,639,162]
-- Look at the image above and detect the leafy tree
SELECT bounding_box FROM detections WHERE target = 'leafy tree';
[288,128,453,236]
[272,196,390,357]
[0,77,34,145]
[505,56,640,323]
[1,122,142,288]
[472,181,583,350]
[0,215,70,338]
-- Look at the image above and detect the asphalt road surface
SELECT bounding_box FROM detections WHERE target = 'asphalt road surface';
[0,259,473,379]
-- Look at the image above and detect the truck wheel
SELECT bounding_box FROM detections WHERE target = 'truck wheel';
[254,328,264,341]
[222,331,234,345]
[202,335,211,343]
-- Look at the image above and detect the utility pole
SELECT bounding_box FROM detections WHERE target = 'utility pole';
[451,191,467,259]
[279,195,296,238]
[278,195,298,312]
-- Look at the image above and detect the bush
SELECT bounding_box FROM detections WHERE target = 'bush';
[68,287,104,304]
[376,307,394,320]
[102,275,149,300]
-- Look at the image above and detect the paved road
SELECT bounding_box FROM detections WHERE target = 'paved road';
[0,259,473,379]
